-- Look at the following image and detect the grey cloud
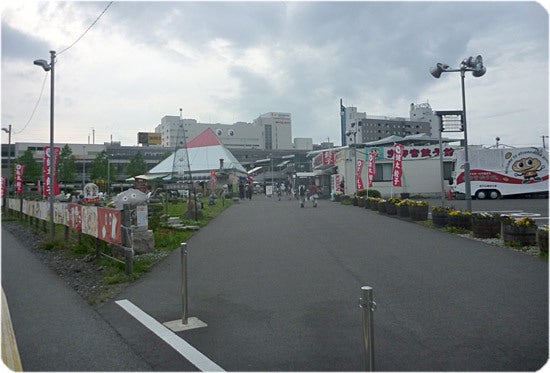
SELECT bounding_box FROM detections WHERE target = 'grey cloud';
[1,23,47,61]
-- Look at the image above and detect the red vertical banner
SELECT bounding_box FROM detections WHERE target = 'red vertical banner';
[15,164,25,195]
[356,159,364,191]
[210,170,217,190]
[44,146,61,197]
[335,174,341,192]
[367,151,377,188]
[392,143,405,187]
[1,176,6,197]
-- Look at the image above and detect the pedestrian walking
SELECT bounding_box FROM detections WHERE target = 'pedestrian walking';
[308,183,319,207]
[299,184,307,207]
[239,182,245,200]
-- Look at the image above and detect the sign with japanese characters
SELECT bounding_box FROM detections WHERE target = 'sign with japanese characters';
[367,150,378,188]
[15,164,25,195]
[383,145,455,160]
[1,176,6,197]
[392,143,405,187]
[356,159,364,190]
[43,146,61,197]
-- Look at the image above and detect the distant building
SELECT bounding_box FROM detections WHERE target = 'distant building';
[155,112,296,151]
[343,102,435,145]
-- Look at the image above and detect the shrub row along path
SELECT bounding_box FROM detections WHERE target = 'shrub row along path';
[3,197,548,371]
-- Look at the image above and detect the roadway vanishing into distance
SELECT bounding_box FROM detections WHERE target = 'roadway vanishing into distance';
[3,196,548,371]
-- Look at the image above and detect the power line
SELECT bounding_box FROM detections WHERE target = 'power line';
[57,1,114,56]
[15,2,114,136]
[13,72,49,135]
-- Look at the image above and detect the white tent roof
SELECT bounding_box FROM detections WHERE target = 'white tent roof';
[146,128,247,178]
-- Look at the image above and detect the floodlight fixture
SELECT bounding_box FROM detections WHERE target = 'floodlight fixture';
[33,59,51,71]
[429,54,487,212]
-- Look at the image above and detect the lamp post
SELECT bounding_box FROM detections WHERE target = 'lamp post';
[346,119,360,194]
[34,50,56,240]
[430,55,486,212]
[2,125,12,198]
[82,145,86,191]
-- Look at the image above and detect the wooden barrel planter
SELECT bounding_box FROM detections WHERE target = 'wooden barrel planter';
[502,224,537,246]
[397,204,410,218]
[448,215,472,230]
[386,203,397,215]
[431,212,449,227]
[409,205,429,221]
[378,201,387,213]
[537,228,549,253]
[472,218,500,238]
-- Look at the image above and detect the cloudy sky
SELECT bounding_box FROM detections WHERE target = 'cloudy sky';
[1,1,548,148]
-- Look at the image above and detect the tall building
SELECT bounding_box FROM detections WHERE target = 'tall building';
[342,102,435,145]
[252,112,292,150]
[155,112,293,151]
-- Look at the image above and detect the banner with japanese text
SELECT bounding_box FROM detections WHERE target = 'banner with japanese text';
[367,151,377,188]
[210,170,217,190]
[1,176,6,197]
[15,164,25,195]
[44,146,61,197]
[356,159,364,190]
[392,143,405,187]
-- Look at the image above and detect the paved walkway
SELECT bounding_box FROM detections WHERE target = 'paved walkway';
[96,197,548,371]
[1,227,151,371]
[3,197,548,371]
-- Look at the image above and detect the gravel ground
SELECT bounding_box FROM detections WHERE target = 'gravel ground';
[2,220,128,308]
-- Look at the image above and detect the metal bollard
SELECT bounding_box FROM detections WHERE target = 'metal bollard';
[180,242,188,325]
[360,286,376,371]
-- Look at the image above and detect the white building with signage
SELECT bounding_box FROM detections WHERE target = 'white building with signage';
[311,134,459,198]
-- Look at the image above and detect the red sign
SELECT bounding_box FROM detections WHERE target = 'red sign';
[356,159,364,190]
[1,176,6,197]
[68,204,82,232]
[392,143,405,187]
[15,164,25,195]
[322,151,335,165]
[44,146,61,197]
[367,151,377,188]
[97,207,122,244]
[210,170,217,190]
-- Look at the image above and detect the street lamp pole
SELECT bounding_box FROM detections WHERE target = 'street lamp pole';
[459,69,473,211]
[34,50,56,240]
[430,55,486,212]
[2,125,12,198]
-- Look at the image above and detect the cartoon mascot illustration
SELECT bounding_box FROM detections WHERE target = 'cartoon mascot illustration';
[511,156,544,183]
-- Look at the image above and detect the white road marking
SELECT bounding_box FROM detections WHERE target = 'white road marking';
[115,299,224,372]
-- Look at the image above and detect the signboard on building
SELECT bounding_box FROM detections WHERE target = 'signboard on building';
[138,132,162,146]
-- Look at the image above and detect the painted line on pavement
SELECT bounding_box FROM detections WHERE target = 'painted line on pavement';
[115,299,224,372]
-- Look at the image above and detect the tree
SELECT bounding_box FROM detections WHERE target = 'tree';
[57,144,77,183]
[14,150,41,183]
[89,151,106,181]
[125,151,148,178]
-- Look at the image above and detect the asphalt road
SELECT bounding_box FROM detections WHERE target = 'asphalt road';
[96,196,548,371]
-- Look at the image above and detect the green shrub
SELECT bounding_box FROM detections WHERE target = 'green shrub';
[356,189,381,198]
